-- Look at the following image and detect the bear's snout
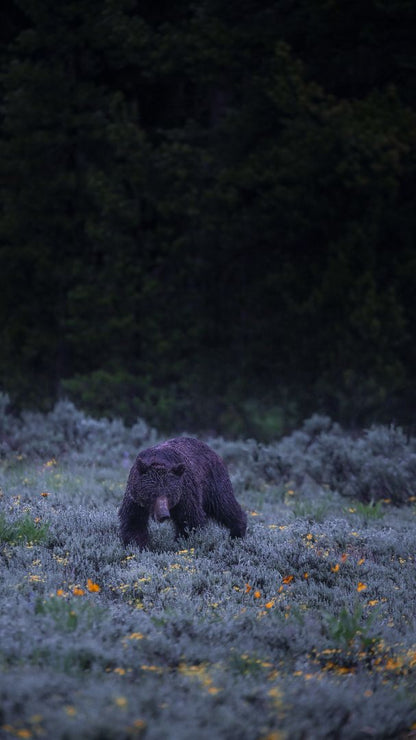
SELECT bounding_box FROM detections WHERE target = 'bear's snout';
[153,495,170,522]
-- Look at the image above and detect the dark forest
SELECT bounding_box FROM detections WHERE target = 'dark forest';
[1,0,415,436]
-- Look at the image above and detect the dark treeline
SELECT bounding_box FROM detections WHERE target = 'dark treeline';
[1,0,416,437]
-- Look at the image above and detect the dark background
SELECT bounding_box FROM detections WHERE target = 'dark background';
[1,0,415,437]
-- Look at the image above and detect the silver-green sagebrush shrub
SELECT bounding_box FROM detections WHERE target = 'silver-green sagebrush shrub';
[0,395,157,463]
[216,415,416,505]
[1,396,415,504]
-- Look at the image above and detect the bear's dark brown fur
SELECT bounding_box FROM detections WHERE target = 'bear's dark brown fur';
[119,437,247,549]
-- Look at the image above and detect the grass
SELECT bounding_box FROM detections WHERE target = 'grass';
[0,431,415,739]
[0,512,51,545]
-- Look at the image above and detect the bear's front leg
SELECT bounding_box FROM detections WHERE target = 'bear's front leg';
[170,498,207,540]
[207,478,247,539]
[119,497,150,549]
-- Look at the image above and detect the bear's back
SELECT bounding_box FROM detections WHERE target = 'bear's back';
[139,437,224,482]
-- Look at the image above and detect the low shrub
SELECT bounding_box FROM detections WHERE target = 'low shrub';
[0,403,415,738]
[2,395,415,504]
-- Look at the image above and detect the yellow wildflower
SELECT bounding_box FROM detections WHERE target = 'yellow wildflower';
[44,459,57,468]
[114,696,128,708]
[30,715,43,724]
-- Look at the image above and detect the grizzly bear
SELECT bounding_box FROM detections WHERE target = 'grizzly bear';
[119,437,247,549]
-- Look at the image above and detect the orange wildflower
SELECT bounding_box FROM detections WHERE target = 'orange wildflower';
[73,586,85,596]
[282,575,294,585]
[245,583,252,594]
[86,578,101,593]
[385,657,402,671]
[254,590,261,599]
[132,720,146,730]
[357,582,367,592]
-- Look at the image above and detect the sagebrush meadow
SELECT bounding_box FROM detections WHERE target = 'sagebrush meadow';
[0,398,415,739]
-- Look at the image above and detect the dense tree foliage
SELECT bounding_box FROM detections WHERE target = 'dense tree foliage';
[1,0,415,435]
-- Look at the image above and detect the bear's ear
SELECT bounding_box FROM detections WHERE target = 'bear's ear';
[172,463,185,477]
[137,459,149,474]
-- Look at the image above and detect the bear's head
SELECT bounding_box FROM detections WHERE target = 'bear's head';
[132,459,185,521]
